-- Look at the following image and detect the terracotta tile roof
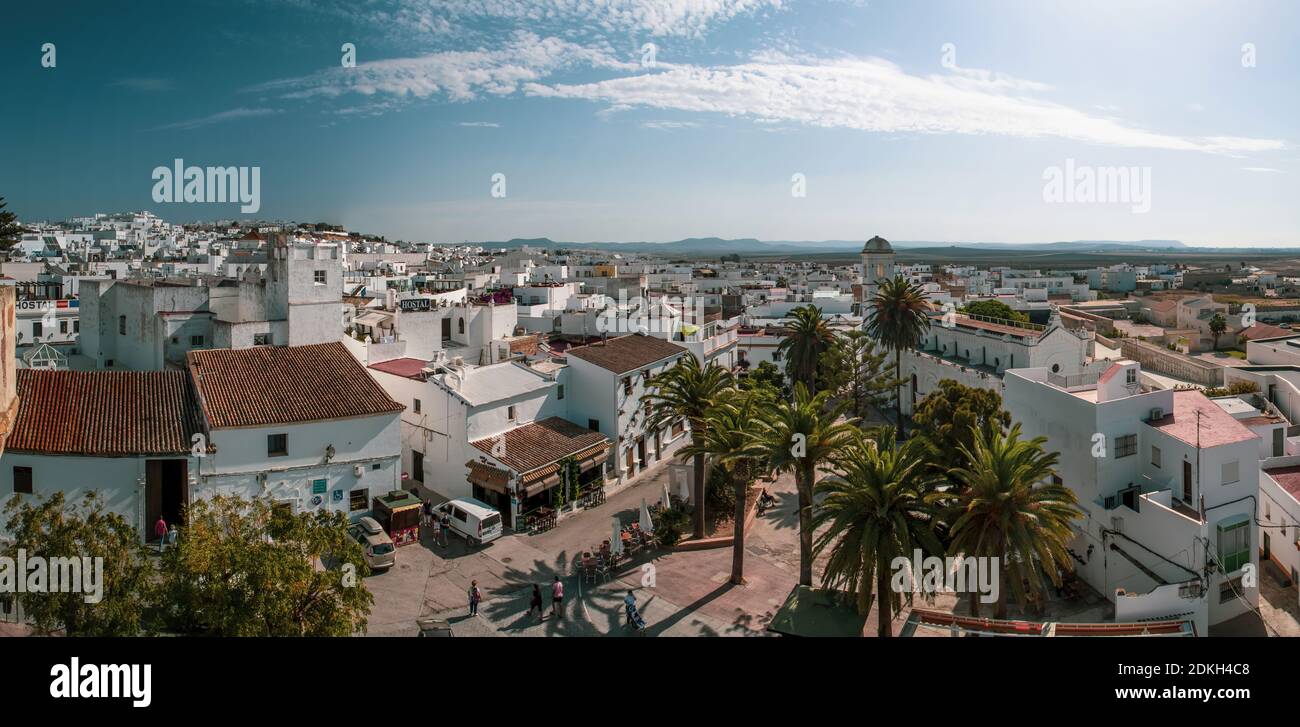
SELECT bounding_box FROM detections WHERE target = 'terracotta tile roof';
[1148,390,1257,448]
[564,334,688,374]
[470,417,609,474]
[188,342,404,428]
[10,370,201,456]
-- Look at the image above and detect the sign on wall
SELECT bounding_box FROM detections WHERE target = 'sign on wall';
[399,298,432,312]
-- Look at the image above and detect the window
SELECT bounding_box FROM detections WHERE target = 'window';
[119,316,126,335]
[507,405,516,421]
[672,419,685,437]
[773,352,782,362]
[623,377,633,395]
[1126,368,1137,385]
[458,318,465,334]
[13,467,32,495]
[1217,519,1250,573]
[1221,460,1240,485]
[413,398,421,414]
[267,433,288,457]
[1151,446,1161,469]
[191,335,204,346]
[74,320,80,333]
[1050,363,1060,373]
[253,333,270,346]
[371,463,381,471]
[59,320,67,334]
[349,488,369,512]
[1115,434,1137,458]
[588,419,600,432]
[32,322,42,339]
[1220,576,1243,604]
[557,385,565,400]
[314,270,327,285]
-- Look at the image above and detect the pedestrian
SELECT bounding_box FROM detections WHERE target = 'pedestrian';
[154,515,168,553]
[440,513,451,546]
[430,516,442,548]
[167,524,178,550]
[624,590,646,633]
[528,584,544,620]
[551,575,564,619]
[468,580,482,616]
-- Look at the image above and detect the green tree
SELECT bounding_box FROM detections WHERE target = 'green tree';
[949,424,1079,618]
[963,299,1028,323]
[777,304,834,392]
[1209,312,1228,349]
[757,383,860,586]
[153,495,373,636]
[1,492,154,636]
[645,356,734,539]
[679,391,765,584]
[817,330,895,417]
[911,380,1011,472]
[866,276,933,440]
[813,437,945,636]
[738,360,788,400]
[0,197,23,249]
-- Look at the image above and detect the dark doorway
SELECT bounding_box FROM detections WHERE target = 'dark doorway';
[1182,460,1193,503]
[1262,531,1271,560]
[412,450,424,483]
[146,459,188,540]
[910,374,918,408]
[1274,427,1285,457]
[441,317,452,342]
[636,437,646,472]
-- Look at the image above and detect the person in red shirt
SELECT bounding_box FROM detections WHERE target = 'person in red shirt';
[551,575,564,619]
[155,516,168,552]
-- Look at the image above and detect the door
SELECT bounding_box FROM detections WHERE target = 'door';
[625,447,634,473]
[412,451,424,483]
[1262,531,1271,560]
[1274,427,1285,457]
[146,459,189,541]
[441,317,452,342]
[636,438,646,471]
[1182,460,1193,503]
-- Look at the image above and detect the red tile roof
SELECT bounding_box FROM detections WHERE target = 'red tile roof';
[470,417,609,474]
[368,357,430,381]
[1148,390,1257,448]
[565,334,688,374]
[1263,465,1300,500]
[10,370,201,456]
[188,342,404,428]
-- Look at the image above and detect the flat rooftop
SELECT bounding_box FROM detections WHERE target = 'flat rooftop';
[1149,389,1258,448]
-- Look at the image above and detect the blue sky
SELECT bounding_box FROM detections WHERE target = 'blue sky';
[3,0,1298,246]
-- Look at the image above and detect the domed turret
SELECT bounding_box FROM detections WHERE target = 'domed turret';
[862,236,893,254]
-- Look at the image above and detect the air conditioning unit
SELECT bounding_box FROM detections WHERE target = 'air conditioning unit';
[353,464,364,478]
[1148,407,1164,421]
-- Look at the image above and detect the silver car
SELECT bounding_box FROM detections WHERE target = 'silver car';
[349,516,396,571]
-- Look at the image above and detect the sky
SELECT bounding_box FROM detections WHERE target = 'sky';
[2,0,1298,247]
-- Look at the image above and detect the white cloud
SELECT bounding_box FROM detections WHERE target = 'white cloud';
[247,32,632,103]
[640,120,701,130]
[459,121,501,127]
[1241,167,1285,173]
[151,107,280,130]
[525,56,1286,155]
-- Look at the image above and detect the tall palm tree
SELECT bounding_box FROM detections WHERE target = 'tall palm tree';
[644,356,734,539]
[758,383,860,586]
[679,391,765,584]
[813,437,945,637]
[777,304,835,392]
[865,276,932,441]
[948,423,1079,618]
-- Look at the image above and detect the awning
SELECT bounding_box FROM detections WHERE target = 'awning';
[466,460,510,495]
[354,311,392,328]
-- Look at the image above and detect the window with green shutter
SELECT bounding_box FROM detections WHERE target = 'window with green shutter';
[1216,519,1250,573]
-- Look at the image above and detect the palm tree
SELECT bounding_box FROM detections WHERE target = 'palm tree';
[679,392,765,584]
[758,383,860,586]
[813,436,945,637]
[1209,312,1227,350]
[644,356,733,539]
[865,276,932,441]
[948,423,1079,618]
[777,304,834,392]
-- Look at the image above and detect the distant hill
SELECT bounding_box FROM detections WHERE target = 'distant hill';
[473,237,1190,255]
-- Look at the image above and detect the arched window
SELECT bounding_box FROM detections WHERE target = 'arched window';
[458,318,465,334]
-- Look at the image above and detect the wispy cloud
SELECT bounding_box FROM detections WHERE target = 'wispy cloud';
[458,121,500,127]
[110,77,174,92]
[1241,166,1285,173]
[151,107,280,131]
[640,120,701,130]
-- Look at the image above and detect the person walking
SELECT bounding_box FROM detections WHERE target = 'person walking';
[527,584,544,620]
[468,580,483,617]
[430,516,442,548]
[551,575,564,619]
[624,590,647,633]
[167,524,179,550]
[154,516,168,553]
[440,513,451,546]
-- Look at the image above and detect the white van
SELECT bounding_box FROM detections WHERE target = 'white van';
[435,498,504,546]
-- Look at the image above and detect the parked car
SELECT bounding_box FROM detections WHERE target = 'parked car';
[416,617,453,637]
[349,516,396,571]
[433,498,503,546]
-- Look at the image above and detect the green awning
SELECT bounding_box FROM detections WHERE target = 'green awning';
[766,585,867,637]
